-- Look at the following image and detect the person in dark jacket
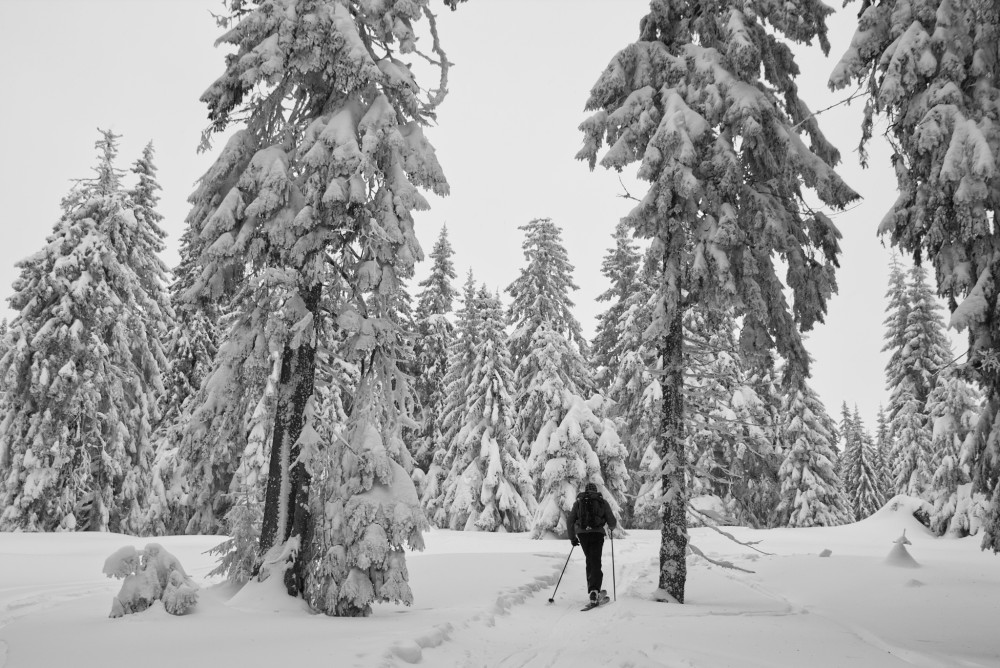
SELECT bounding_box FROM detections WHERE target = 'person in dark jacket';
[567,481,617,603]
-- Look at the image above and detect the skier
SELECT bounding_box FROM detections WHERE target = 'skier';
[567,481,617,606]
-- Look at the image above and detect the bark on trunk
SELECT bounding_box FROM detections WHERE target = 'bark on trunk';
[658,300,688,603]
[259,284,321,596]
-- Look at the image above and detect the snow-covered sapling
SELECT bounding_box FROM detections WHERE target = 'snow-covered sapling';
[103,544,199,617]
[207,491,263,584]
[885,530,920,569]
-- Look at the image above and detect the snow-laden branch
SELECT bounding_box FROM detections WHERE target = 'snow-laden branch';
[419,5,451,111]
[687,542,755,573]
[686,503,772,556]
[790,84,866,132]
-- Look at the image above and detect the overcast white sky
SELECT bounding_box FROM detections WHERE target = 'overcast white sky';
[0,0,961,431]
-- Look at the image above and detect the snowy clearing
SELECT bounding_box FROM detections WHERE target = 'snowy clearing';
[1,499,997,668]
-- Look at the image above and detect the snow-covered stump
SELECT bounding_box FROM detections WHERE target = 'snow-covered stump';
[104,544,199,617]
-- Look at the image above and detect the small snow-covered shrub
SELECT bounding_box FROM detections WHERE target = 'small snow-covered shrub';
[103,543,199,617]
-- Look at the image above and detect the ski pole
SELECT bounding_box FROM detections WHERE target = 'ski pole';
[610,532,616,601]
[547,544,574,603]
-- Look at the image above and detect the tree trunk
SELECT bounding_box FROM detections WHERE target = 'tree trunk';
[258,283,321,596]
[658,300,688,603]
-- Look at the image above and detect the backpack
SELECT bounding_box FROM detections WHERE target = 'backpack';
[577,492,606,531]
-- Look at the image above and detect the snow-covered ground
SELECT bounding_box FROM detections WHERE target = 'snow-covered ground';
[1,498,997,668]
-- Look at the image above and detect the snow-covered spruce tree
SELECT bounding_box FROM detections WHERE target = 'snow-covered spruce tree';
[901,265,952,403]
[836,404,862,482]
[875,405,889,451]
[412,224,457,470]
[838,402,855,456]
[527,333,630,538]
[831,0,1000,551]
[775,379,852,527]
[581,1,857,602]
[207,487,265,584]
[926,367,980,535]
[889,381,936,498]
[512,323,593,461]
[882,256,911,431]
[884,265,954,499]
[836,402,854,483]
[127,143,173,304]
[437,287,536,531]
[883,262,951,457]
[117,140,176,536]
[507,218,589,366]
[840,407,888,520]
[415,224,457,323]
[744,351,785,518]
[0,130,171,533]
[873,404,894,492]
[507,218,592,454]
[421,270,477,526]
[685,307,780,528]
[593,220,643,392]
[300,276,423,615]
[185,0,452,613]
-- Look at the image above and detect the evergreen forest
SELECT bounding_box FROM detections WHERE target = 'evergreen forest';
[1,0,998,614]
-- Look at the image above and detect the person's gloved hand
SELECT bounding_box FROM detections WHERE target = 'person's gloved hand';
[570,537,579,547]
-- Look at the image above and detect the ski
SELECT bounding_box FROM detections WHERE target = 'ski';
[580,595,611,611]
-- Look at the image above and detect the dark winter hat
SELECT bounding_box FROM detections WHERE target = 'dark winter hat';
[585,482,599,493]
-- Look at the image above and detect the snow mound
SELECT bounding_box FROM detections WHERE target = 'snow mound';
[227,572,311,614]
[860,495,934,534]
[388,624,454,666]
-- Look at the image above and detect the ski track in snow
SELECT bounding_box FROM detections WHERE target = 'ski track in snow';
[390,537,984,668]
[0,578,117,668]
[701,550,988,668]
[394,537,692,668]
[704,554,928,666]
[0,579,115,629]
[384,559,561,666]
[838,621,950,668]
